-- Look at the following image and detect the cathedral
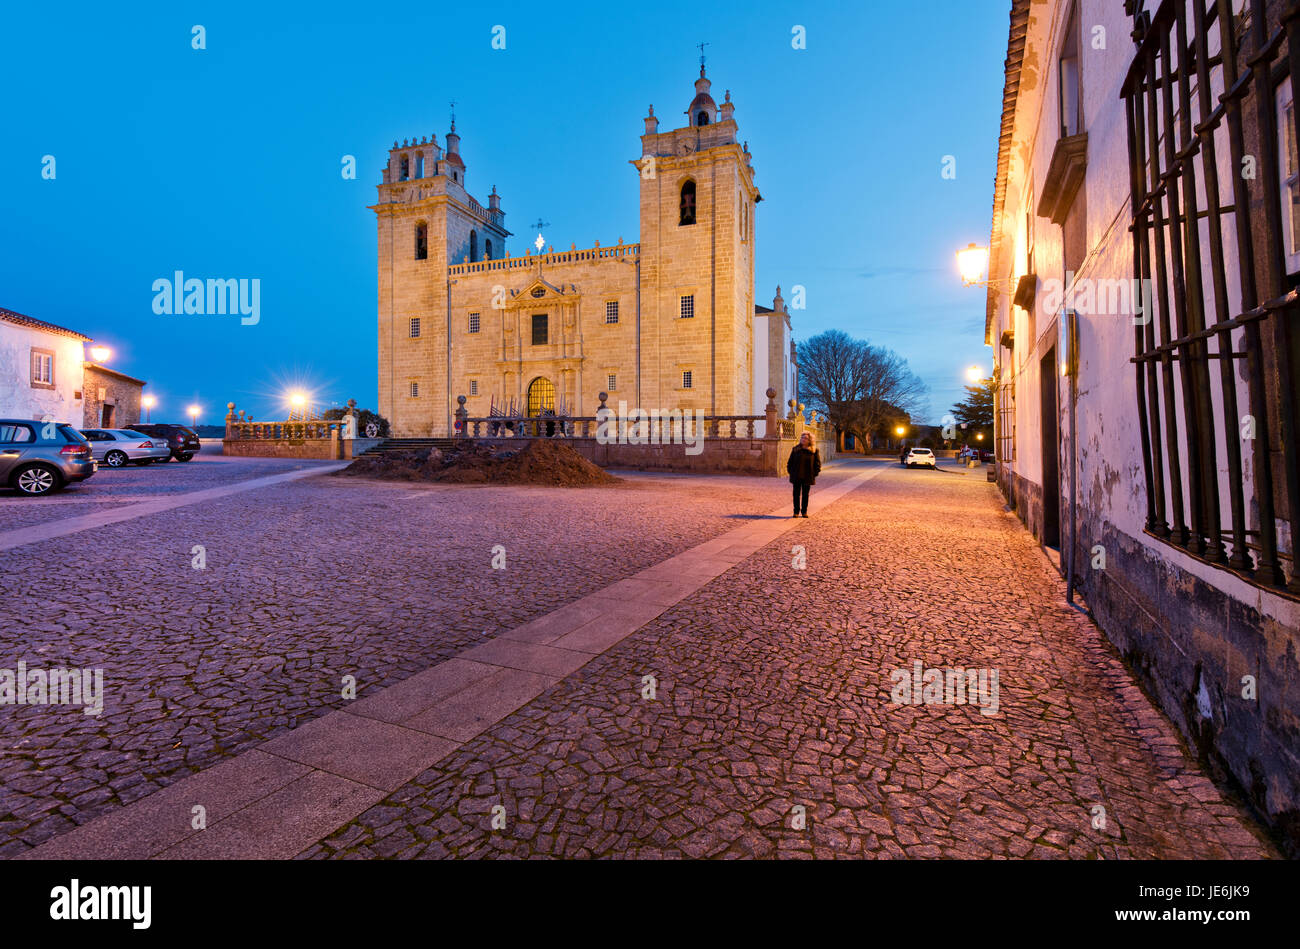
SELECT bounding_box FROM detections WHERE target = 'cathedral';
[372,64,798,437]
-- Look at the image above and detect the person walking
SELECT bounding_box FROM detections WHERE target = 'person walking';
[787,431,821,518]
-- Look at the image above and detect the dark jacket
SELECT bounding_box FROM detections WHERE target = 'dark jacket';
[787,445,821,484]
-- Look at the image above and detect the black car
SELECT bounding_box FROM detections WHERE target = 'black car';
[130,423,201,462]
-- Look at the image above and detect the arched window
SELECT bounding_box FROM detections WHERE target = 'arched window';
[679,179,697,226]
[697,111,709,127]
[415,154,424,178]
[399,155,410,181]
[485,238,493,260]
[469,230,478,262]
[415,221,428,260]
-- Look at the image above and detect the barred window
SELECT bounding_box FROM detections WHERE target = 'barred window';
[409,317,421,338]
[468,312,480,334]
[469,380,478,396]
[1123,0,1300,593]
[682,370,693,389]
[680,294,694,319]
[996,381,1015,463]
[409,382,419,398]
[605,301,619,324]
[607,373,617,391]
[531,313,548,346]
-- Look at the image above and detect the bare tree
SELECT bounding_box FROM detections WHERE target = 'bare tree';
[800,331,929,449]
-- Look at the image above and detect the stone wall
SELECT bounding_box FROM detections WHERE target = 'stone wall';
[82,365,143,429]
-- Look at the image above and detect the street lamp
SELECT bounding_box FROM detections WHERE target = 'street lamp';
[89,345,112,363]
[957,243,990,287]
[966,365,983,383]
[187,404,200,427]
[142,394,156,423]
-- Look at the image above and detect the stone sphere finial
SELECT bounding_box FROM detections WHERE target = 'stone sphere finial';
[766,387,776,399]
[227,401,235,410]
[457,395,467,405]
[788,399,796,409]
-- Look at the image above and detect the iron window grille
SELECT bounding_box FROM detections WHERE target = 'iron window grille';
[470,380,478,396]
[531,313,548,346]
[409,382,419,398]
[680,294,694,319]
[409,317,421,338]
[468,312,480,334]
[682,370,693,389]
[607,373,617,391]
[1123,0,1300,595]
[606,301,619,324]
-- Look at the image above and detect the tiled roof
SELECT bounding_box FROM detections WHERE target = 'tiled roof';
[754,303,774,313]
[83,363,147,387]
[0,306,91,341]
[986,0,1033,345]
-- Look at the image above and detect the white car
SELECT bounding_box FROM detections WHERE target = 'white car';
[905,447,936,468]
[79,429,171,467]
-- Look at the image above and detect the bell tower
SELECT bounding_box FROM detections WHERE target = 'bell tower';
[636,61,760,416]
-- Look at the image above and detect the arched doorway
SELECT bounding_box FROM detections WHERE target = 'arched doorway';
[526,376,556,436]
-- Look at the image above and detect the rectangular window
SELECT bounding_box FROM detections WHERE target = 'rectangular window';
[468,312,480,334]
[469,380,478,396]
[30,349,54,388]
[409,382,419,398]
[409,317,421,338]
[607,373,617,391]
[682,370,693,389]
[680,294,694,319]
[531,313,548,346]
[605,301,619,324]
[1058,3,1082,137]
[1277,76,1300,273]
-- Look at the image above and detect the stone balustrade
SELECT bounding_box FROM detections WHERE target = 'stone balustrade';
[448,241,640,276]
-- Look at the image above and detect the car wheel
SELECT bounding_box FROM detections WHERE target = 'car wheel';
[12,464,62,496]
[177,453,194,462]
[104,450,128,468]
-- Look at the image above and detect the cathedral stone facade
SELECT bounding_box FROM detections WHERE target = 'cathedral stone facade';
[372,66,796,437]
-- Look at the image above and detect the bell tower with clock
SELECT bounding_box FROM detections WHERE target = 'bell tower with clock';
[636,60,760,417]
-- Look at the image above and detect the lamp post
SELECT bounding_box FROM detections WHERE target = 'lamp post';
[142,394,156,423]
[188,404,200,428]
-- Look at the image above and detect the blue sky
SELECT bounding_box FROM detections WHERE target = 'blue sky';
[0,0,1007,424]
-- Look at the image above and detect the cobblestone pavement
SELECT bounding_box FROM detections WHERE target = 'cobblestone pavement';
[293,460,1278,859]
[0,457,854,856]
[0,453,324,532]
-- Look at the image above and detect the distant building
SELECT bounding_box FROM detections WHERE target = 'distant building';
[0,306,145,427]
[372,64,798,436]
[985,0,1300,853]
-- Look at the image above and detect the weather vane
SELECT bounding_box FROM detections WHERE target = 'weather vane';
[533,218,551,253]
[449,99,456,130]
[697,41,709,68]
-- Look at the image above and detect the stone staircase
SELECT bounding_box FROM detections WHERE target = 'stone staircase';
[358,437,460,457]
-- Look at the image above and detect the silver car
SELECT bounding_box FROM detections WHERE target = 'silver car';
[79,429,171,467]
[0,419,97,495]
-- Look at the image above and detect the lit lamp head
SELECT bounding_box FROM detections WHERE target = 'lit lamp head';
[89,345,112,363]
[142,395,156,408]
[976,433,985,441]
[966,365,983,383]
[895,426,905,436]
[957,243,989,287]
[290,392,307,409]
[187,404,200,420]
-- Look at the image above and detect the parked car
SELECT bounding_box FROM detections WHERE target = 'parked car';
[130,423,201,462]
[79,429,170,467]
[979,448,996,463]
[0,419,96,496]
[905,447,936,468]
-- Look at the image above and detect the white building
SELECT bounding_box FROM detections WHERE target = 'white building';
[984,0,1300,855]
[0,307,89,424]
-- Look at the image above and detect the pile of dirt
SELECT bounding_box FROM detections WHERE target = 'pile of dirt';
[336,439,621,487]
